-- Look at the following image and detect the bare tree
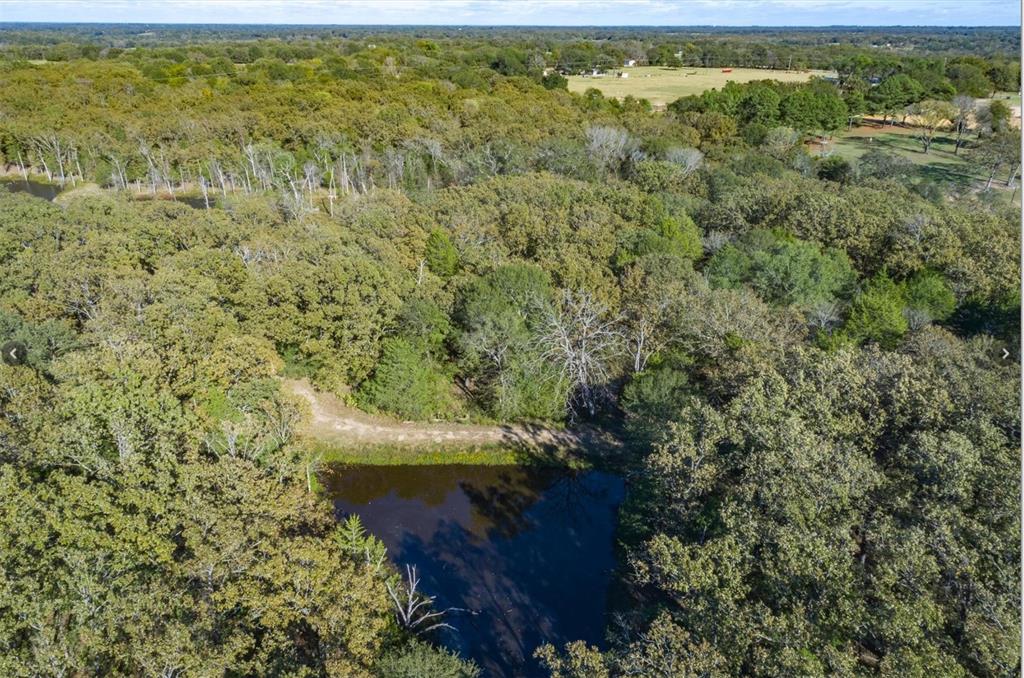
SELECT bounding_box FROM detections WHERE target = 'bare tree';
[15,150,28,180]
[664,147,703,176]
[386,565,459,635]
[405,137,447,190]
[421,137,446,172]
[762,126,801,159]
[701,230,733,254]
[971,128,1021,190]
[951,95,975,155]
[585,125,635,175]
[302,161,321,196]
[620,267,685,374]
[197,174,210,209]
[32,134,85,185]
[106,152,130,190]
[807,301,842,334]
[534,290,622,418]
[903,307,932,332]
[901,213,930,247]
[138,140,176,195]
[333,148,373,194]
[242,143,259,192]
[384,147,406,189]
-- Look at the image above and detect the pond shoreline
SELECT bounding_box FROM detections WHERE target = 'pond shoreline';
[1,175,213,207]
[324,463,626,677]
[289,377,623,468]
[307,440,572,467]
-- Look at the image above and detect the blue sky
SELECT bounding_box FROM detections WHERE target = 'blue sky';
[0,0,1019,27]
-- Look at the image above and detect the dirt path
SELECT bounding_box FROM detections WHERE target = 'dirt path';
[285,379,617,452]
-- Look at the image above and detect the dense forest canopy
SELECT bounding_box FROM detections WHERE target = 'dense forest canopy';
[0,23,1019,677]
[0,23,1019,57]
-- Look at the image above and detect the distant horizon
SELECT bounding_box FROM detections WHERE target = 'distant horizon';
[1,21,1018,29]
[0,1,1019,28]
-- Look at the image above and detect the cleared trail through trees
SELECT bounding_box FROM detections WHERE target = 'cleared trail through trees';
[285,379,618,452]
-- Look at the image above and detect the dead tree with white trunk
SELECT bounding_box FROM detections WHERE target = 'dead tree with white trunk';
[534,289,622,419]
[585,125,635,176]
[386,564,462,635]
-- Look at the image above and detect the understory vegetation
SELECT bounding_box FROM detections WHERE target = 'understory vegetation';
[0,23,1019,677]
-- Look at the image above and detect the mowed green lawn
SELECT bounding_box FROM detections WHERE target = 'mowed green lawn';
[831,129,966,175]
[826,127,1019,207]
[989,91,1022,108]
[567,65,832,105]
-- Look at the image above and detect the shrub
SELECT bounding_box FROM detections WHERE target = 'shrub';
[359,338,454,420]
[904,270,957,323]
[378,640,481,678]
[818,155,854,184]
[425,228,459,277]
[705,230,856,308]
[842,274,909,348]
[621,365,692,445]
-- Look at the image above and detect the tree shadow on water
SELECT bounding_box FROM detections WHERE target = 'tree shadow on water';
[393,471,625,677]
[398,521,558,677]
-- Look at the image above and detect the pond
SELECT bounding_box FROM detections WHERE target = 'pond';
[1,178,63,201]
[322,464,625,677]
[1,179,212,209]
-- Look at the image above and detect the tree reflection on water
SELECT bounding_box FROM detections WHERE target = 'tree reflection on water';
[322,464,624,677]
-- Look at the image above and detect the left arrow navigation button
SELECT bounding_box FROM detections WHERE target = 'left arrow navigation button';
[1,341,27,366]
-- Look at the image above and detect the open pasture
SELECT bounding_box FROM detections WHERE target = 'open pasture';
[567,65,832,106]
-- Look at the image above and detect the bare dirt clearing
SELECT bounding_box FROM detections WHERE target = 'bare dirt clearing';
[285,378,618,453]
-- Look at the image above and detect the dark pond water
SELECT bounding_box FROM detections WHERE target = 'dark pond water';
[1,179,211,209]
[1,178,63,201]
[322,465,625,677]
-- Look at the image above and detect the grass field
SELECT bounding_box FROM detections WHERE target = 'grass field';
[305,440,592,468]
[827,130,979,186]
[567,65,832,106]
[990,91,1022,108]
[819,122,1019,207]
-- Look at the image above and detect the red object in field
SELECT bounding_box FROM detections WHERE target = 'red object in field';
[721,68,733,73]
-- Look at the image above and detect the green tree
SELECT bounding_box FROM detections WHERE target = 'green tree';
[842,273,908,348]
[606,333,1018,676]
[425,228,460,278]
[541,72,569,90]
[359,337,455,420]
[738,85,782,126]
[870,74,924,126]
[535,641,610,678]
[910,99,956,154]
[706,230,856,309]
[903,270,956,326]
[379,640,481,678]
[856,148,913,180]
[947,61,994,97]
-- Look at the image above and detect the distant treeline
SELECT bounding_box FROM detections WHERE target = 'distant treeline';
[0,23,1019,66]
